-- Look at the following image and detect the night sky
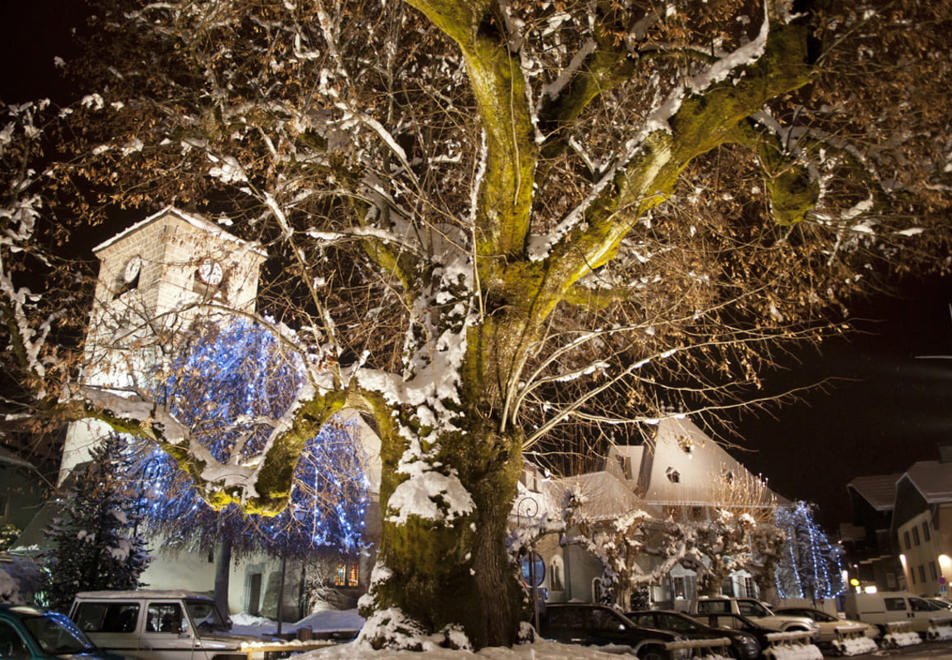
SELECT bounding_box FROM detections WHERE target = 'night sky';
[726,274,952,530]
[2,2,950,536]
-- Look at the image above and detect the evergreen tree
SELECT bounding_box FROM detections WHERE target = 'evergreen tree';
[774,501,844,600]
[42,434,150,612]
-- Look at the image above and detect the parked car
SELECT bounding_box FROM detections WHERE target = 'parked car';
[772,606,876,644]
[627,609,760,659]
[925,597,952,611]
[538,603,692,659]
[0,603,125,659]
[690,611,776,651]
[69,590,265,660]
[692,597,820,639]
[843,590,951,635]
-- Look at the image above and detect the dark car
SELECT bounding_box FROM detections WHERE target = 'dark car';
[538,603,692,659]
[691,610,775,651]
[627,609,761,659]
[0,604,126,659]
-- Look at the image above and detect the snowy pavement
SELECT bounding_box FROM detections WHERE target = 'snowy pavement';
[227,610,952,659]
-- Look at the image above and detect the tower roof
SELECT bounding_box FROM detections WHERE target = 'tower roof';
[93,206,266,257]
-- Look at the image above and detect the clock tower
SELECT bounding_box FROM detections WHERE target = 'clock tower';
[59,207,267,481]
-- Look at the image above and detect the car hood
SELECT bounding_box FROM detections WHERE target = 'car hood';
[195,632,270,650]
[760,615,819,630]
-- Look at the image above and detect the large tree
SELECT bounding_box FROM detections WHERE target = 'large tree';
[1,0,950,649]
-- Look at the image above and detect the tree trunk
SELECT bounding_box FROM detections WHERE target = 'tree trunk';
[214,538,232,617]
[364,425,525,649]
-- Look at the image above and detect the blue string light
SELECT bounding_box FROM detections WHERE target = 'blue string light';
[127,319,369,557]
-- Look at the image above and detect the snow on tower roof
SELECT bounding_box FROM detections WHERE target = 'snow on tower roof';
[846,474,901,512]
[93,206,267,257]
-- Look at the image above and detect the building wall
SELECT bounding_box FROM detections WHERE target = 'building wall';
[897,508,950,597]
[60,209,265,480]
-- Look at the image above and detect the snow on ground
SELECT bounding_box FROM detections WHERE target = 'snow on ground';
[298,639,642,659]
[230,608,365,636]
[228,610,736,659]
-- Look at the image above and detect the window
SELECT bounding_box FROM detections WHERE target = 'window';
[910,597,938,611]
[912,527,920,546]
[884,597,907,611]
[743,577,756,599]
[334,561,359,587]
[666,467,680,483]
[738,600,769,617]
[673,577,686,599]
[73,602,140,633]
[904,531,911,549]
[547,608,585,630]
[549,555,564,591]
[930,561,938,581]
[146,603,185,634]
[589,608,625,633]
[0,620,28,658]
[697,600,730,614]
[922,522,931,542]
[918,565,926,583]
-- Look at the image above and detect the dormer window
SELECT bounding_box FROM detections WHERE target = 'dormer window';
[677,435,693,457]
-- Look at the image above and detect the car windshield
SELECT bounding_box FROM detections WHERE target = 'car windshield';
[185,600,230,633]
[660,614,703,632]
[22,612,96,654]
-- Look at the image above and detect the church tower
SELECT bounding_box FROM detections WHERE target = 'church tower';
[59,207,267,482]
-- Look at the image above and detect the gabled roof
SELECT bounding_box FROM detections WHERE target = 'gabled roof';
[639,417,781,508]
[846,474,901,512]
[900,461,952,504]
[558,471,643,521]
[93,206,266,256]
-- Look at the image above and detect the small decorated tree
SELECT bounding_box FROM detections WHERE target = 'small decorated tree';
[774,501,844,600]
[42,434,150,612]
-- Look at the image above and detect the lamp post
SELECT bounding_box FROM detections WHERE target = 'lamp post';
[517,494,544,632]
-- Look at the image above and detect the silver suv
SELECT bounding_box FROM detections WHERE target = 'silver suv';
[69,590,265,660]
[693,597,820,639]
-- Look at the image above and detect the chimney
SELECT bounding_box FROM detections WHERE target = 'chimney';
[939,440,952,464]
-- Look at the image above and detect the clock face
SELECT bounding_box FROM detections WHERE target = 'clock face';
[123,255,141,283]
[198,258,224,286]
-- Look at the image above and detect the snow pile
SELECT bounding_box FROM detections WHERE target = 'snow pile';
[762,642,822,660]
[762,632,822,660]
[881,629,921,648]
[831,634,878,656]
[927,618,952,641]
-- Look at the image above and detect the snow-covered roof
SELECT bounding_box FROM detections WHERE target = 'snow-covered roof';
[558,471,642,521]
[899,461,952,504]
[638,417,781,508]
[93,206,267,257]
[846,474,901,512]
